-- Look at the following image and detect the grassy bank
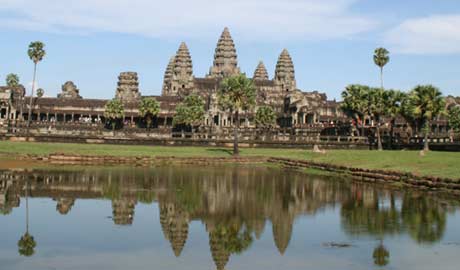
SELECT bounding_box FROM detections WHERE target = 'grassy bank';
[0,141,459,179]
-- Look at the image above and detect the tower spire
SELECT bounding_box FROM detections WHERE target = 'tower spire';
[208,27,240,78]
[253,61,269,81]
[274,49,296,92]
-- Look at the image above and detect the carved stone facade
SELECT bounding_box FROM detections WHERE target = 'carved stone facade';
[58,81,82,99]
[115,72,141,102]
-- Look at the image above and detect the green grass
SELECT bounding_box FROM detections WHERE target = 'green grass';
[0,141,459,179]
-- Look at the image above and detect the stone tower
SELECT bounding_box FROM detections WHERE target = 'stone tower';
[208,27,240,78]
[274,49,296,92]
[253,61,269,81]
[162,56,175,96]
[55,198,75,215]
[58,81,82,99]
[159,203,189,257]
[209,230,230,270]
[111,198,136,225]
[115,72,141,102]
[170,42,194,97]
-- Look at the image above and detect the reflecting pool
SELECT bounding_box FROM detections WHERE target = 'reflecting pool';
[1,165,459,270]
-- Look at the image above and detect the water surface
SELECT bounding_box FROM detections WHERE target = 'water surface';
[1,165,459,270]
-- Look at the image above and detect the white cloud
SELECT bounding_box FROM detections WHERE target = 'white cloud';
[0,0,376,41]
[385,14,460,54]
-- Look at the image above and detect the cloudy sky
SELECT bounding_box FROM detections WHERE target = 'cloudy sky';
[1,0,459,99]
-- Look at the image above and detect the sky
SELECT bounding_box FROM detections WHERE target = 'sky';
[0,0,459,100]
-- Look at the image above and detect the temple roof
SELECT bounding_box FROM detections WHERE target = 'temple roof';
[274,49,296,85]
[253,61,269,81]
[162,56,176,95]
[208,27,240,78]
[173,42,193,79]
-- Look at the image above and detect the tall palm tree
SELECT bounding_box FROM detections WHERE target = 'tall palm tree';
[373,48,390,90]
[6,73,20,87]
[409,85,445,151]
[218,74,256,156]
[27,41,46,133]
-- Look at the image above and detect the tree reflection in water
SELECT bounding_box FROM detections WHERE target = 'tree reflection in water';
[0,165,456,266]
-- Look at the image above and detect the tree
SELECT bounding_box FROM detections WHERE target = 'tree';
[255,106,276,129]
[104,99,125,133]
[218,74,256,156]
[173,94,205,137]
[18,181,36,257]
[409,85,445,151]
[139,97,160,133]
[27,41,46,133]
[448,106,460,132]
[373,242,390,267]
[373,48,390,89]
[369,88,386,150]
[341,84,370,136]
[384,90,405,147]
[36,88,44,98]
[6,73,20,87]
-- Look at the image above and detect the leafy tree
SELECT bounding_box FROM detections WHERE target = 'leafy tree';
[36,88,44,98]
[369,88,386,150]
[18,233,36,257]
[6,73,20,87]
[341,84,370,136]
[448,106,460,132]
[104,99,125,133]
[255,106,276,129]
[139,97,160,133]
[173,94,206,134]
[26,41,46,132]
[373,242,390,266]
[373,47,390,89]
[409,85,445,151]
[218,74,256,156]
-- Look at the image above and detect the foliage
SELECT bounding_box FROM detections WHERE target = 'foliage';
[341,84,370,134]
[384,89,405,119]
[373,48,390,69]
[448,106,460,132]
[255,106,276,129]
[6,73,20,87]
[18,232,36,257]
[139,97,160,128]
[218,74,256,155]
[409,85,445,123]
[28,41,46,64]
[373,244,390,266]
[104,99,125,131]
[212,224,253,254]
[36,88,44,98]
[218,74,256,112]
[173,94,205,127]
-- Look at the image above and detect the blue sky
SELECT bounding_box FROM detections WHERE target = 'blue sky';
[0,0,459,100]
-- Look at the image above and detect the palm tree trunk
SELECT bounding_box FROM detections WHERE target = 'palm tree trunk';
[424,121,430,151]
[380,67,384,90]
[377,125,383,151]
[25,181,29,233]
[26,63,37,135]
[233,110,239,156]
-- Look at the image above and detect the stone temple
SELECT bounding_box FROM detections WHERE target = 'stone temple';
[0,27,345,129]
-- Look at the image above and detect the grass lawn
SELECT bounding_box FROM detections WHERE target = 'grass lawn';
[0,141,459,179]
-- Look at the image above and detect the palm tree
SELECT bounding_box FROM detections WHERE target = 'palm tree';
[18,181,36,257]
[27,41,46,133]
[341,84,370,136]
[369,88,387,150]
[409,85,445,151]
[138,97,160,134]
[6,73,20,87]
[384,90,404,147]
[373,241,390,267]
[104,99,125,134]
[218,74,256,156]
[373,48,390,89]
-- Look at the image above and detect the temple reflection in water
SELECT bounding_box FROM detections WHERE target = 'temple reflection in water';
[0,166,456,269]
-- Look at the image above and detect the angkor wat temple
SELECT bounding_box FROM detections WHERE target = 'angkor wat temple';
[0,28,344,131]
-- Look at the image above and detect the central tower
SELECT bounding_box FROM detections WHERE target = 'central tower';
[207,27,240,78]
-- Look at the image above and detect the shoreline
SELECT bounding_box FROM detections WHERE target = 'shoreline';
[5,152,459,196]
